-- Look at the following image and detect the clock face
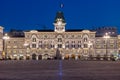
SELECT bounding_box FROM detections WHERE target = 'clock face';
[58,21,62,25]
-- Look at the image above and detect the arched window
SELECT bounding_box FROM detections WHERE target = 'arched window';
[83,34,89,42]
[58,38,62,42]
[32,38,36,42]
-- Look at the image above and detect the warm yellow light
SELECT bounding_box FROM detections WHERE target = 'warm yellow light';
[103,33,110,39]
[3,33,10,40]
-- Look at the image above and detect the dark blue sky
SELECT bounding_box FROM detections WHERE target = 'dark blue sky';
[0,0,120,33]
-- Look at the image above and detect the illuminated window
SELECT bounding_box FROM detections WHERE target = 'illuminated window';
[66,45,69,48]
[58,38,62,42]
[39,41,42,43]
[14,41,17,43]
[72,35,74,38]
[96,50,101,54]
[103,45,106,48]
[84,38,87,42]
[78,45,81,48]
[32,44,36,48]
[32,38,36,42]
[58,44,62,48]
[84,50,88,53]
[8,41,10,43]
[8,50,11,53]
[96,45,101,48]
[13,46,17,48]
[103,40,106,44]
[51,45,54,48]
[13,50,17,53]
[84,44,88,48]
[44,35,47,38]
[110,45,114,48]
[39,45,42,48]
[65,41,69,48]
[19,50,23,53]
[66,41,69,43]
[65,35,68,38]
[96,39,101,43]
[110,40,114,43]
[72,41,75,43]
[78,41,81,43]
[78,35,81,38]
[72,45,75,48]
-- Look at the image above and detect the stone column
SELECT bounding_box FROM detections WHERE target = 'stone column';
[17,56,19,60]
[62,56,64,60]
[36,55,38,60]
[75,56,78,60]
[23,56,26,60]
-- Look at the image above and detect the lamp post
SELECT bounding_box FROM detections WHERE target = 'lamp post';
[3,33,10,60]
[103,33,110,56]
[24,43,29,60]
[88,41,92,56]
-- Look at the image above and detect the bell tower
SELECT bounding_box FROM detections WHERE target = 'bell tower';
[53,11,66,33]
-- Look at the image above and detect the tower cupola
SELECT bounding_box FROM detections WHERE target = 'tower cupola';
[53,11,66,33]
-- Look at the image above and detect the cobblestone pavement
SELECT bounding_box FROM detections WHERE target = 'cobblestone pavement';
[0,60,120,80]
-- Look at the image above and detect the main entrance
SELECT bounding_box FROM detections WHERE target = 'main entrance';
[32,54,37,60]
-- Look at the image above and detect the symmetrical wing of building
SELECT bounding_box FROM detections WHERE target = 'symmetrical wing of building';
[0,11,119,60]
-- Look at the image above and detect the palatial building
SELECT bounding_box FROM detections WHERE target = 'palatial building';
[0,11,118,60]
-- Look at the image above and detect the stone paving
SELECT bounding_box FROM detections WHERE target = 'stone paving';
[0,60,120,80]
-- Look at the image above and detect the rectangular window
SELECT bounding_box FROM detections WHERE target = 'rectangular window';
[72,45,75,48]
[103,45,106,48]
[84,44,88,48]
[32,44,36,48]
[39,45,42,48]
[110,45,114,48]
[39,41,42,43]
[58,44,62,48]
[58,38,62,42]
[110,40,114,43]
[66,45,69,48]
[78,41,81,43]
[14,41,17,43]
[78,45,81,48]
[72,41,75,43]
[32,38,36,42]
[96,45,101,48]
[51,45,54,48]
[96,40,100,43]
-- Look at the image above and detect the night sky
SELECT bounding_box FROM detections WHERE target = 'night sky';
[0,0,120,33]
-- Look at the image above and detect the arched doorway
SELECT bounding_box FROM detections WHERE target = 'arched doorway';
[78,55,81,60]
[44,54,49,60]
[71,54,75,60]
[38,55,42,60]
[19,56,24,60]
[55,49,61,60]
[32,54,37,60]
[26,56,30,60]
[64,54,69,60]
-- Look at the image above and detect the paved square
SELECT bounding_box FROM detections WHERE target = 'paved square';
[0,60,120,80]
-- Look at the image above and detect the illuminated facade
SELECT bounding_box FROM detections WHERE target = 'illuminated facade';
[0,11,118,60]
[0,26,3,59]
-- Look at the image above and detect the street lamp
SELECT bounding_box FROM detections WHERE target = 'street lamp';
[3,33,10,60]
[24,43,29,60]
[103,33,110,56]
[88,41,92,56]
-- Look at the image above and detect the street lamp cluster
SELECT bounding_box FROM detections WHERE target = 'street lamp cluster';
[24,43,30,60]
[88,41,93,56]
[3,33,10,59]
[103,33,110,56]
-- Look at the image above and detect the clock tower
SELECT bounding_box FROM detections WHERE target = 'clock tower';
[53,11,66,33]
